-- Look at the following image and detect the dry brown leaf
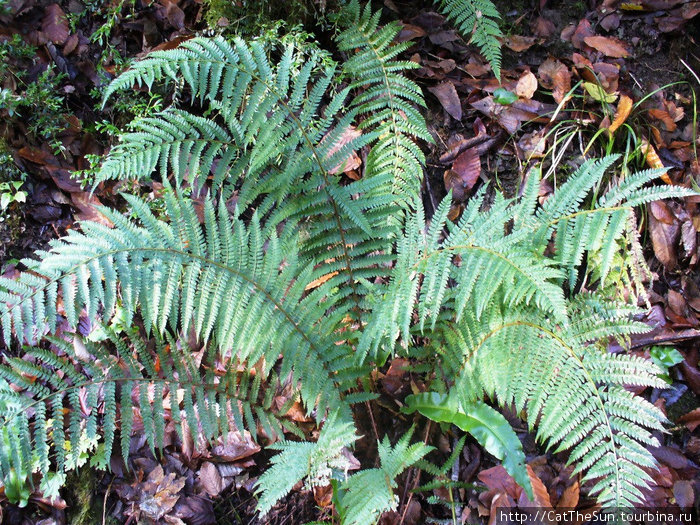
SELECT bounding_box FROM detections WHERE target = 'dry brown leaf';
[42,4,70,45]
[503,35,537,52]
[71,192,114,227]
[197,462,223,497]
[641,137,672,184]
[608,94,634,133]
[538,58,571,104]
[584,35,630,58]
[516,71,538,99]
[557,481,580,509]
[649,201,680,270]
[397,23,427,42]
[649,108,677,131]
[304,271,339,291]
[325,126,362,175]
[428,81,462,121]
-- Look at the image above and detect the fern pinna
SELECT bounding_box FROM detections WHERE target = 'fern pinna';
[0,1,694,520]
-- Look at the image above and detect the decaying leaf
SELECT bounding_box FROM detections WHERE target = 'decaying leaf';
[42,4,70,45]
[641,137,672,184]
[445,147,480,202]
[538,58,572,104]
[325,126,362,175]
[608,94,634,133]
[516,71,538,99]
[583,35,630,58]
[503,35,538,52]
[428,81,462,121]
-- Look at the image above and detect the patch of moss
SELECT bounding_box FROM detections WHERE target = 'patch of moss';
[203,0,324,35]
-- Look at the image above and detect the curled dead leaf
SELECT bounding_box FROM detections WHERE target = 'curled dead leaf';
[608,94,633,134]
[641,137,672,184]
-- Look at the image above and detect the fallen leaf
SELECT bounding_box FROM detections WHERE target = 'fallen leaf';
[518,130,547,159]
[649,108,677,131]
[557,481,580,509]
[445,148,480,202]
[197,462,223,497]
[641,138,672,184]
[325,126,362,175]
[304,271,339,291]
[538,58,571,104]
[42,4,69,45]
[608,94,634,133]
[570,19,594,49]
[397,23,426,42]
[673,480,694,508]
[428,82,462,121]
[649,201,680,269]
[678,408,700,432]
[515,71,538,99]
[584,35,630,58]
[503,35,537,52]
[71,192,114,227]
[582,82,618,103]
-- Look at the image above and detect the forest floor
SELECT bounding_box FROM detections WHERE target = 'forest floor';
[1,0,699,523]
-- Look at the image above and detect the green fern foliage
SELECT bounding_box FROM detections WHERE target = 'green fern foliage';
[337,0,432,205]
[436,0,503,80]
[0,328,301,496]
[0,7,693,519]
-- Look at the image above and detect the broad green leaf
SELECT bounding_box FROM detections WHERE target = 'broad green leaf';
[403,391,532,499]
[493,87,518,105]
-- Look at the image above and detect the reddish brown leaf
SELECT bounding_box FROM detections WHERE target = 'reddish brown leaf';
[503,35,537,52]
[678,408,700,432]
[42,4,69,45]
[584,35,630,58]
[649,108,677,131]
[538,58,571,104]
[428,81,462,121]
[557,481,580,509]
[445,147,480,202]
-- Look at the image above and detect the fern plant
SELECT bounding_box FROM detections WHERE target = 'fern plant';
[436,0,503,80]
[0,1,694,521]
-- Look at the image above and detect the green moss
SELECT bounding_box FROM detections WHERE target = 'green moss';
[203,0,323,35]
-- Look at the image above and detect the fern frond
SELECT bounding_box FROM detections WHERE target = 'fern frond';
[337,0,432,206]
[437,0,503,80]
[0,328,302,495]
[337,428,432,525]
[255,411,358,516]
[0,191,358,417]
[441,299,666,508]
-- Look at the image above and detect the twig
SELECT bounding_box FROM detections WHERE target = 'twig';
[680,58,700,87]
[398,420,432,525]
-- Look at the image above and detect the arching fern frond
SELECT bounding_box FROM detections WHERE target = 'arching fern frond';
[337,0,432,206]
[0,190,359,417]
[441,296,665,508]
[0,329,302,497]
